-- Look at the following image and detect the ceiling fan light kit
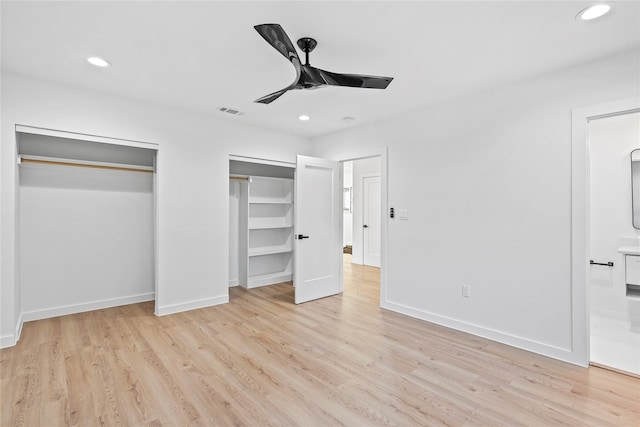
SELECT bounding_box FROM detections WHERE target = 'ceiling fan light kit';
[253,23,394,104]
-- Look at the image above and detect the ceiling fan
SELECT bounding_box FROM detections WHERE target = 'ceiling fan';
[253,23,394,104]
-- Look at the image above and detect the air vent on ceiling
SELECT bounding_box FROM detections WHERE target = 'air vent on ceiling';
[218,107,244,116]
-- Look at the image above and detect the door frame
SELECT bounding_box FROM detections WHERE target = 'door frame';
[571,97,640,367]
[335,147,388,307]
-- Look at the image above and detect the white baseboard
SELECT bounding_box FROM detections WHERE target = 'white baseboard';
[228,279,239,287]
[247,274,291,289]
[155,294,229,316]
[0,334,16,348]
[381,299,581,366]
[0,313,24,348]
[22,292,155,323]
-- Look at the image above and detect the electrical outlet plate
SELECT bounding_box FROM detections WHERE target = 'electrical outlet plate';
[462,285,471,298]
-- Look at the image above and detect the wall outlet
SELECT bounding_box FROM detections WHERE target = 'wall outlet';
[462,284,471,298]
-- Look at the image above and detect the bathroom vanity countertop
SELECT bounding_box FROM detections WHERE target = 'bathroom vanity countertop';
[618,246,640,255]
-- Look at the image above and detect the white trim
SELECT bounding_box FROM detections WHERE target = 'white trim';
[15,313,23,344]
[571,97,640,367]
[15,125,159,150]
[155,295,229,316]
[21,293,155,322]
[228,279,239,287]
[0,313,23,348]
[229,154,295,169]
[0,335,16,349]
[381,300,578,364]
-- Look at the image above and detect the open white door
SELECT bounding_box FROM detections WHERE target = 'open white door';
[294,155,342,304]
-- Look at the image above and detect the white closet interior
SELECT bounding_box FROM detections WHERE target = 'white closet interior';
[17,129,157,321]
[229,159,295,289]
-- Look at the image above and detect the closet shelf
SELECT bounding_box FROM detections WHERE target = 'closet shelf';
[249,198,293,204]
[248,223,293,230]
[248,246,293,257]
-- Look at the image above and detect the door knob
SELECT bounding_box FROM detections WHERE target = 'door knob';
[297,234,309,239]
[363,224,369,228]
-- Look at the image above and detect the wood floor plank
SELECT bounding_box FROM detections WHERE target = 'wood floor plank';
[2,255,639,426]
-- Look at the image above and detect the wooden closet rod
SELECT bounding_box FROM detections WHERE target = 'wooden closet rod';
[20,157,154,174]
[229,176,250,181]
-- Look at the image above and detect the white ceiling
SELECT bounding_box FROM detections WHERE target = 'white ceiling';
[2,1,639,138]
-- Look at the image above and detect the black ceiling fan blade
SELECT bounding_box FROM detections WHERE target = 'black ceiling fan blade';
[254,24,301,64]
[254,47,303,104]
[254,88,291,104]
[314,68,393,89]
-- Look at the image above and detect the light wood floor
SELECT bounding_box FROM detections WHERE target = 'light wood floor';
[2,256,639,426]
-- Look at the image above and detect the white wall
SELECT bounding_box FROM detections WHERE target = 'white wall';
[589,112,640,319]
[351,157,381,265]
[20,163,155,319]
[1,72,312,346]
[311,50,640,364]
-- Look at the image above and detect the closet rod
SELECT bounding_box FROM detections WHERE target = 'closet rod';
[229,176,250,181]
[20,157,154,174]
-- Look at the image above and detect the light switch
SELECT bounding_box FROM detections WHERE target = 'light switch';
[398,209,408,220]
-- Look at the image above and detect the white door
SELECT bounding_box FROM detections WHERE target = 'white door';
[363,176,381,267]
[294,155,342,304]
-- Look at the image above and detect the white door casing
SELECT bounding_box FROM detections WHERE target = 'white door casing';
[294,155,343,304]
[363,175,381,267]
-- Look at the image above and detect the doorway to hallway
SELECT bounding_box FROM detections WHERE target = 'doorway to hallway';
[343,157,381,268]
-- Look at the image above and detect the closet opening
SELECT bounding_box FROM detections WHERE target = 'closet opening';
[17,126,158,323]
[228,157,295,293]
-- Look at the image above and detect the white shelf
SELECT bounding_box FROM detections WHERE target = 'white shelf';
[249,176,293,203]
[249,245,292,257]
[248,222,293,230]
[249,198,292,204]
[248,203,292,230]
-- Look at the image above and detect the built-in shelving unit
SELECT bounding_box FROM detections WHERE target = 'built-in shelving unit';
[237,176,294,288]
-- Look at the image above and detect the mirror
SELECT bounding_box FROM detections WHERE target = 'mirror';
[343,187,352,212]
[633,149,640,229]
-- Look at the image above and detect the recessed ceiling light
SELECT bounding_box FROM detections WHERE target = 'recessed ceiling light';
[577,4,611,21]
[342,116,355,123]
[298,115,310,121]
[87,56,111,67]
